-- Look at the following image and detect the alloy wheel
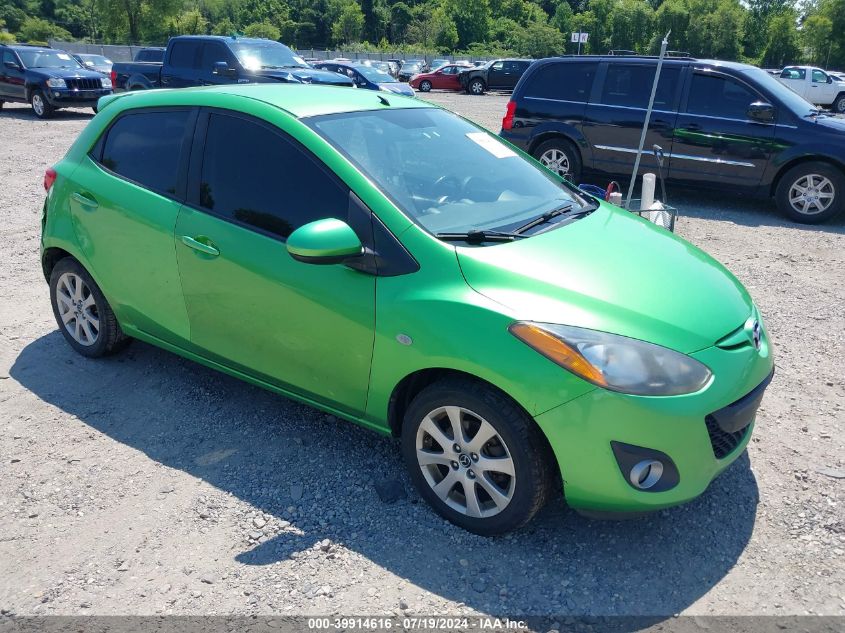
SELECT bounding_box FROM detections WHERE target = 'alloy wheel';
[55,272,100,346]
[539,148,571,178]
[789,173,835,216]
[420,80,431,92]
[32,93,45,117]
[470,81,484,95]
[415,405,516,518]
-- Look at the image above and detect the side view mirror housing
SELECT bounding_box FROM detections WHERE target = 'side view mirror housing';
[747,101,776,123]
[212,61,236,77]
[287,218,363,265]
[828,76,834,84]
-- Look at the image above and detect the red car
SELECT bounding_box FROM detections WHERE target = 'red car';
[409,63,472,92]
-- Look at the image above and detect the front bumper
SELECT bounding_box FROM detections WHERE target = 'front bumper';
[535,340,774,513]
[44,87,112,108]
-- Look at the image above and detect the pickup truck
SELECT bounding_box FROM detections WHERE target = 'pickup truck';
[777,66,845,113]
[111,35,354,92]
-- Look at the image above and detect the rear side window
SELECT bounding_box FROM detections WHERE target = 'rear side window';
[601,65,680,110]
[198,113,348,239]
[98,110,192,196]
[686,73,759,120]
[169,41,201,69]
[524,62,597,102]
[780,67,805,80]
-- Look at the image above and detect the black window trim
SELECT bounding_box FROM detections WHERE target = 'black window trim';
[680,68,768,122]
[186,107,353,244]
[88,106,198,203]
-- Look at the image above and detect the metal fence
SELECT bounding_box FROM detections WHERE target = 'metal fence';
[48,40,494,64]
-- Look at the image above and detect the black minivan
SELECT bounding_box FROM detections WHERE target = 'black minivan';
[500,55,845,224]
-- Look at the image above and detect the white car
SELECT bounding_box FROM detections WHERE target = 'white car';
[777,66,845,112]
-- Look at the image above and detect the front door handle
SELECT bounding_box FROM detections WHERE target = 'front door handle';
[181,235,220,257]
[71,191,98,209]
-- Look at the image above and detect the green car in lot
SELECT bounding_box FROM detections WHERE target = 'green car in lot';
[40,85,774,534]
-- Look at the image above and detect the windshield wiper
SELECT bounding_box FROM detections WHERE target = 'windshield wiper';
[513,203,576,234]
[436,229,526,243]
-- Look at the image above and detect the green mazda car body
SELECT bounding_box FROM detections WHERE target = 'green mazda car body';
[40,84,774,534]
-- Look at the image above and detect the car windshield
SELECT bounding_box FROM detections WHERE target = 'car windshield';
[230,41,308,70]
[308,108,584,238]
[354,65,396,83]
[740,66,819,116]
[18,49,81,69]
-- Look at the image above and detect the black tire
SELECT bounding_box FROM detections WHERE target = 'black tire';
[91,106,98,114]
[467,78,485,95]
[30,89,55,119]
[775,161,845,224]
[532,137,583,183]
[401,378,555,535]
[419,80,432,92]
[49,257,130,358]
[0,101,4,110]
[832,93,845,114]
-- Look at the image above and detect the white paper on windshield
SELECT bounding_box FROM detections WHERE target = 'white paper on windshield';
[57,53,72,60]
[466,132,517,159]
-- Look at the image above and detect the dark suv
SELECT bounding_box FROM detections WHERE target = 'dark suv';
[460,59,532,95]
[0,44,112,118]
[501,55,845,224]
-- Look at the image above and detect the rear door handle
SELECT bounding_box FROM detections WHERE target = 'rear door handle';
[71,192,98,209]
[181,235,220,257]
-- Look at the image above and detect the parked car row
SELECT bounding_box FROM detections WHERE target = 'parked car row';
[776,65,845,112]
[312,59,415,96]
[500,55,845,224]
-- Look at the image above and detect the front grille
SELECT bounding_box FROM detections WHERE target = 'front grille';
[705,415,749,459]
[66,78,102,91]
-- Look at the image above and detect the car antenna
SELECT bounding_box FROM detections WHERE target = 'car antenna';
[377,95,390,106]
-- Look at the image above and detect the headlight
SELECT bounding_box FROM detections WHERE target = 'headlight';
[47,78,66,88]
[509,322,712,396]
[101,77,112,88]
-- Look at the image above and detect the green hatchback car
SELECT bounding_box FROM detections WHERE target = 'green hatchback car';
[41,85,774,535]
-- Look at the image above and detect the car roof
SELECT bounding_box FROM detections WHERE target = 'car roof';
[8,45,53,52]
[539,55,754,72]
[171,35,285,46]
[103,84,432,118]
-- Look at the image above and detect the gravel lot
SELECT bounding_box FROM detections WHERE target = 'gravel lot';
[0,92,843,622]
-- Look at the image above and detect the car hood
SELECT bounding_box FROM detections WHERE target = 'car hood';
[456,205,753,354]
[380,82,414,96]
[255,68,354,86]
[32,67,105,80]
[811,114,845,132]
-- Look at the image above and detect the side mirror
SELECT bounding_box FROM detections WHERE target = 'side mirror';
[287,218,363,265]
[4,61,21,70]
[747,101,775,123]
[212,61,235,76]
[828,76,834,84]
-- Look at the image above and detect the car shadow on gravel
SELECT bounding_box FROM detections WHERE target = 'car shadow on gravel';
[0,105,95,121]
[12,332,759,621]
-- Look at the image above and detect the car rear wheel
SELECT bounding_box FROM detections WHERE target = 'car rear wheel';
[775,161,845,224]
[419,80,432,92]
[31,90,54,119]
[534,137,582,183]
[467,78,485,95]
[401,378,554,535]
[832,94,845,113]
[49,257,130,357]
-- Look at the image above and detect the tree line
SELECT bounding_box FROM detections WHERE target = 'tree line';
[2,0,844,69]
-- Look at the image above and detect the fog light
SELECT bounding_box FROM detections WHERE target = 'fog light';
[629,459,664,489]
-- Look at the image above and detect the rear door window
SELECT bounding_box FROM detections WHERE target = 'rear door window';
[524,62,597,102]
[169,40,201,69]
[197,113,348,239]
[685,73,759,120]
[600,64,680,110]
[97,110,193,197]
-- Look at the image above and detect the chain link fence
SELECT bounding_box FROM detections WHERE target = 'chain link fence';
[48,41,493,65]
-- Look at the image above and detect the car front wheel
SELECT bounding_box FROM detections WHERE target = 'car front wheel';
[833,94,845,113]
[49,257,130,357]
[775,161,845,224]
[31,90,55,119]
[533,137,582,183]
[467,78,485,95]
[401,379,554,535]
[419,80,432,92]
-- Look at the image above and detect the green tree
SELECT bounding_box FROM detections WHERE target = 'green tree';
[514,19,566,56]
[18,15,73,41]
[243,20,281,40]
[332,1,364,43]
[608,0,654,52]
[651,0,688,52]
[760,9,799,67]
[551,2,573,33]
[390,2,413,42]
[685,0,743,59]
[451,0,490,48]
[801,13,833,66]
[169,8,208,36]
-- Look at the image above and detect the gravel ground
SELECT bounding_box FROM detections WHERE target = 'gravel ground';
[0,93,843,621]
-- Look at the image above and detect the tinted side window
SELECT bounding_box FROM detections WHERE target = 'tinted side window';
[686,73,758,120]
[2,50,17,65]
[199,113,348,239]
[601,65,680,109]
[812,69,827,83]
[524,62,597,102]
[200,43,234,70]
[169,41,201,69]
[780,67,805,80]
[99,110,191,196]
